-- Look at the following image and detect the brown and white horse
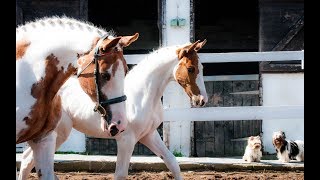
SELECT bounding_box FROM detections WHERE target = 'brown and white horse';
[19,40,207,180]
[16,16,138,179]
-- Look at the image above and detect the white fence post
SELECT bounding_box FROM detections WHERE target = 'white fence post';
[161,0,192,157]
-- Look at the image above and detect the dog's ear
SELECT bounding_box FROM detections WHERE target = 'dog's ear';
[282,131,286,139]
[272,137,276,147]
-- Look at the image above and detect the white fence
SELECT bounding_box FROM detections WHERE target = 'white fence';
[125,50,304,66]
[125,50,304,122]
[163,105,304,122]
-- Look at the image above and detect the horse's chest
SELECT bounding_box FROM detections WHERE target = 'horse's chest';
[16,55,76,143]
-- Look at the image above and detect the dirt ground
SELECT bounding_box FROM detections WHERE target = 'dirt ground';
[26,170,304,180]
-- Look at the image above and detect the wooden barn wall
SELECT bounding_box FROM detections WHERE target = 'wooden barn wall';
[86,124,163,155]
[259,0,304,72]
[259,0,304,51]
[193,80,262,157]
[16,0,87,26]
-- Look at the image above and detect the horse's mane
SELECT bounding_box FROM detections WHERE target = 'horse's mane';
[127,44,188,76]
[16,15,116,38]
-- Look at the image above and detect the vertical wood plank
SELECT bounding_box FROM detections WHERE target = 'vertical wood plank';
[212,81,223,107]
[222,81,234,155]
[224,121,234,156]
[195,120,204,156]
[205,140,215,157]
[214,121,225,156]
[232,81,245,155]
[204,121,215,156]
[204,82,214,107]
[213,81,224,156]
[79,0,88,20]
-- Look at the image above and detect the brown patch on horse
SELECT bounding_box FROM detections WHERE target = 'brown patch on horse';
[16,54,76,144]
[16,39,31,60]
[175,47,200,97]
[174,40,207,98]
[77,38,124,102]
[120,57,129,75]
[111,50,129,76]
[111,60,119,77]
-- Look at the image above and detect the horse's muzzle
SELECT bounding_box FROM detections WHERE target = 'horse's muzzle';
[191,95,207,107]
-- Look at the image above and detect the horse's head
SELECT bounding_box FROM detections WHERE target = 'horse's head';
[174,40,208,107]
[77,33,139,136]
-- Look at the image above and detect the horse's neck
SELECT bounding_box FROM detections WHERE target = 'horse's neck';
[58,77,110,138]
[59,77,96,117]
[17,17,105,69]
[125,48,178,104]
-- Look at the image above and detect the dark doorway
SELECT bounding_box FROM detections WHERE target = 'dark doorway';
[88,0,160,54]
[194,0,259,76]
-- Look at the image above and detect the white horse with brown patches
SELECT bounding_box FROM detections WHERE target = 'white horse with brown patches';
[16,16,138,180]
[19,40,207,180]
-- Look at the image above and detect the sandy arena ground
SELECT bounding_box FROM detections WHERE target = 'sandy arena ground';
[25,170,304,180]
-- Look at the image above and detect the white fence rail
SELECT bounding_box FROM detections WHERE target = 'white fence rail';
[198,50,304,63]
[126,50,304,122]
[124,50,304,66]
[163,105,304,122]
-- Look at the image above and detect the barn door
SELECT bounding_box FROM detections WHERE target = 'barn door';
[259,0,304,72]
[16,4,23,26]
[193,79,262,157]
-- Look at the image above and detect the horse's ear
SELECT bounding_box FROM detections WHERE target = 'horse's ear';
[194,39,207,52]
[176,48,187,60]
[101,37,121,51]
[92,37,100,47]
[187,40,200,53]
[77,57,85,66]
[119,33,139,47]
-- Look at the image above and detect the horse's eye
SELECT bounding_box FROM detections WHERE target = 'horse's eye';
[101,72,111,80]
[100,47,106,53]
[187,67,195,73]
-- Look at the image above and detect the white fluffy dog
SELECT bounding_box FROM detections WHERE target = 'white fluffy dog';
[243,135,263,162]
[272,131,304,163]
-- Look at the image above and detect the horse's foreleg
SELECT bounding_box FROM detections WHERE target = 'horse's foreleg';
[18,146,35,180]
[114,131,137,180]
[139,130,182,180]
[28,131,57,180]
[19,116,72,180]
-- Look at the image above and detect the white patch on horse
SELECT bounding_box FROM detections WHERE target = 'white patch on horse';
[102,58,127,129]
[124,46,179,122]
[16,59,36,132]
[196,62,208,103]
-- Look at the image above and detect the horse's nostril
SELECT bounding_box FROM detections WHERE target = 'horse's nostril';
[200,100,205,107]
[110,125,119,136]
[117,120,121,125]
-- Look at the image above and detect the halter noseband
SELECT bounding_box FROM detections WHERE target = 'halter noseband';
[76,34,127,124]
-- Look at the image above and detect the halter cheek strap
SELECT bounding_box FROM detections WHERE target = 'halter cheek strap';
[77,34,127,125]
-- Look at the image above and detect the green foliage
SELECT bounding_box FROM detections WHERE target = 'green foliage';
[172,149,184,157]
